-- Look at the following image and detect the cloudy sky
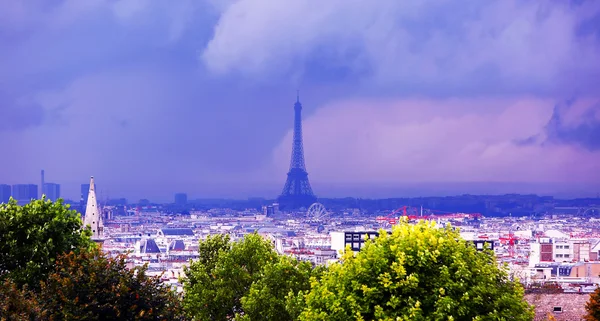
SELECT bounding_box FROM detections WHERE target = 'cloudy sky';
[1,0,599,201]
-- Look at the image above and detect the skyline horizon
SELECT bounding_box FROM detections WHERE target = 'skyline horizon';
[3,174,599,202]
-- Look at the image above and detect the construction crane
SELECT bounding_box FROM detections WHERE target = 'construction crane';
[376,206,419,225]
[499,231,519,258]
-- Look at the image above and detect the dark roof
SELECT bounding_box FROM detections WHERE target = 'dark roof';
[169,240,186,251]
[140,239,161,253]
[161,228,194,236]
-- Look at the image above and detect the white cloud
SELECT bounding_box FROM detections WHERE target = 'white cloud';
[202,0,600,92]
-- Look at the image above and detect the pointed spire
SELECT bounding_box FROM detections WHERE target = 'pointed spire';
[296,90,300,103]
[83,176,103,240]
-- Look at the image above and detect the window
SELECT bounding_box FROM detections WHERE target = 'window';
[556,254,563,258]
[564,245,570,249]
[553,306,562,313]
[564,254,570,258]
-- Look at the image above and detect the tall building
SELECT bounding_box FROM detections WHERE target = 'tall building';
[80,183,98,205]
[278,92,317,209]
[174,193,188,206]
[42,183,61,201]
[0,184,11,203]
[82,176,103,241]
[11,184,38,203]
[41,170,45,197]
[81,184,91,202]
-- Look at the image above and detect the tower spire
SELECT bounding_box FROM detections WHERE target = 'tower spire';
[278,92,316,210]
[83,176,103,241]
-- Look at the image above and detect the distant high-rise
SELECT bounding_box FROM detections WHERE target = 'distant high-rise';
[12,184,38,203]
[83,176,103,241]
[0,184,11,203]
[41,170,45,197]
[81,184,90,202]
[278,92,317,209]
[174,193,188,206]
[42,183,61,201]
[80,183,98,205]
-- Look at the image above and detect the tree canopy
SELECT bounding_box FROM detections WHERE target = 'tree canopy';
[0,279,41,321]
[238,255,324,321]
[586,286,600,320]
[38,247,186,320]
[294,220,534,321]
[183,233,325,321]
[183,233,279,320]
[0,198,93,289]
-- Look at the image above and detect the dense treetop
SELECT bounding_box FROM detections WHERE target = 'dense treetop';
[0,198,93,289]
[294,220,534,321]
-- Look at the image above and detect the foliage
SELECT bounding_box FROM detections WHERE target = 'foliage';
[238,255,325,321]
[585,286,600,320]
[37,247,186,320]
[0,279,41,321]
[0,198,93,290]
[183,233,280,320]
[294,220,535,321]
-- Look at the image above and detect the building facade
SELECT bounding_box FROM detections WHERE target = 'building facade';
[42,183,61,201]
[174,193,187,206]
[11,184,38,203]
[0,184,11,203]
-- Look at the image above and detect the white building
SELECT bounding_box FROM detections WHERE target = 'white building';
[82,176,103,241]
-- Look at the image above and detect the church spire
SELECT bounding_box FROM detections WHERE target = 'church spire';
[83,176,103,240]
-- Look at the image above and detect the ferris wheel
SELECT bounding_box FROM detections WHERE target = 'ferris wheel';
[307,202,328,221]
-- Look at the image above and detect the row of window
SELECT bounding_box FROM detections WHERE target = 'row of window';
[345,232,379,242]
[556,245,570,249]
[555,254,571,258]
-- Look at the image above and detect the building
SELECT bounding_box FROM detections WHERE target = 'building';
[278,93,317,209]
[174,193,187,206]
[42,183,61,201]
[525,293,589,321]
[11,184,38,203]
[81,184,90,201]
[0,184,10,203]
[331,231,494,255]
[263,205,275,216]
[82,176,103,241]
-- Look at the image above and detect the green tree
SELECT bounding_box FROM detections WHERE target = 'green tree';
[295,220,534,321]
[0,198,93,289]
[238,255,324,321]
[0,279,41,321]
[182,233,279,320]
[38,247,186,320]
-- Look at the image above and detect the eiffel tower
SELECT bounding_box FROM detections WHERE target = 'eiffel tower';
[278,92,317,209]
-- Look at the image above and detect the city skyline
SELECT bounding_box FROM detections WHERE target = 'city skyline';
[1,1,599,200]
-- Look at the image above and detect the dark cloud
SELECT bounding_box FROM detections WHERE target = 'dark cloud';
[545,100,600,151]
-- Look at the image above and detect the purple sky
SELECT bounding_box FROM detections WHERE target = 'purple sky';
[1,0,599,201]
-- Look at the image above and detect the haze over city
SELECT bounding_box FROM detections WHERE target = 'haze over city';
[1,0,600,201]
